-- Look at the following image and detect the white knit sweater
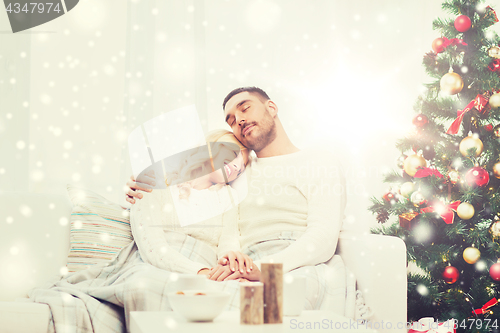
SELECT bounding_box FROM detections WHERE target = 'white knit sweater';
[238,149,346,273]
[130,148,346,275]
[130,185,240,274]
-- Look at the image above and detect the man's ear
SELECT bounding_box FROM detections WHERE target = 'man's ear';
[266,100,278,117]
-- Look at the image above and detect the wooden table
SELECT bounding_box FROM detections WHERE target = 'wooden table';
[130,310,379,333]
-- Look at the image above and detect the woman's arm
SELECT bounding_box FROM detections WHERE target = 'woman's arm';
[130,188,210,274]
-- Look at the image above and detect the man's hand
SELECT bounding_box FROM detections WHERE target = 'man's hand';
[223,263,261,282]
[218,251,253,274]
[125,169,156,204]
[236,278,250,282]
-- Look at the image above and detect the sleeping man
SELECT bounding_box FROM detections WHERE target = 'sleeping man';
[126,86,355,315]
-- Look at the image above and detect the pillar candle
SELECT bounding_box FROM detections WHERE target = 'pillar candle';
[240,282,263,325]
[260,263,283,324]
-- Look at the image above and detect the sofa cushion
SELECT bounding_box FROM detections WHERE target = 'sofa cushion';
[66,184,133,272]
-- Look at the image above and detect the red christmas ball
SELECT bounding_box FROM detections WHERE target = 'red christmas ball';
[465,167,490,187]
[412,114,429,128]
[489,263,500,281]
[454,15,472,32]
[432,37,446,53]
[383,192,396,202]
[442,266,459,284]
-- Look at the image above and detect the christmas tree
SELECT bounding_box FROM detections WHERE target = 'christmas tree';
[369,0,500,330]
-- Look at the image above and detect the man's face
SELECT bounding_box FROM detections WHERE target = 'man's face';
[224,92,277,152]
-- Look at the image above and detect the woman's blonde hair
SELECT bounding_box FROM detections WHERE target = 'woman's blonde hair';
[165,129,248,199]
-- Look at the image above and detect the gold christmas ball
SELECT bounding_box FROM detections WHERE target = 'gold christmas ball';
[463,247,481,264]
[489,93,500,108]
[403,154,427,177]
[490,220,500,238]
[489,46,500,59]
[440,72,464,95]
[457,202,475,220]
[448,170,460,184]
[459,135,483,157]
[410,191,426,206]
[400,182,415,197]
[492,162,500,179]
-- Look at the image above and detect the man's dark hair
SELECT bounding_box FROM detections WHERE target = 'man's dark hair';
[222,86,270,109]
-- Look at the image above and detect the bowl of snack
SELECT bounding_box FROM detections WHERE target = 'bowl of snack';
[167,290,231,321]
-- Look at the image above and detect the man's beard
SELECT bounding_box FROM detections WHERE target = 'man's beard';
[243,112,277,152]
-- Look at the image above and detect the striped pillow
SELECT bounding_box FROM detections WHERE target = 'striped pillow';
[66,184,133,272]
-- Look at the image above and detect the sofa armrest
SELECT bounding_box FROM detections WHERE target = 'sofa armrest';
[337,231,407,333]
[0,301,51,333]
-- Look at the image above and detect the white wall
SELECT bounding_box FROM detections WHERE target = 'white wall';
[1,0,499,231]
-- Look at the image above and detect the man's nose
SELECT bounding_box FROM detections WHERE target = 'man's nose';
[236,114,245,125]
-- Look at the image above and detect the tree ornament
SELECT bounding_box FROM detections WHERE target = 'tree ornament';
[489,46,500,59]
[382,191,396,203]
[403,154,427,177]
[448,170,460,184]
[399,211,418,230]
[489,93,500,107]
[376,210,390,224]
[446,93,491,135]
[463,247,481,264]
[440,72,463,95]
[493,162,500,179]
[465,167,490,187]
[489,59,500,73]
[490,220,500,239]
[493,124,500,138]
[412,114,429,128]
[457,202,474,219]
[432,37,446,53]
[489,262,500,281]
[442,266,459,284]
[410,191,426,206]
[482,6,500,27]
[454,15,472,32]
[459,135,483,157]
[400,182,415,197]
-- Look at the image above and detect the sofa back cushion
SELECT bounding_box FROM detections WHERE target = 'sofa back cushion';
[66,184,133,272]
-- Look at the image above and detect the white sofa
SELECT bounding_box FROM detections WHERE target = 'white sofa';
[0,191,407,333]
